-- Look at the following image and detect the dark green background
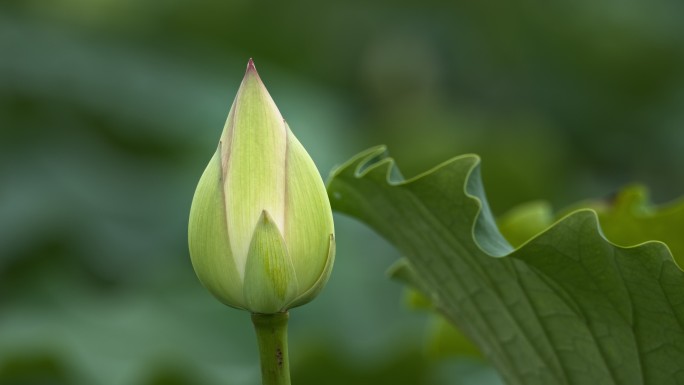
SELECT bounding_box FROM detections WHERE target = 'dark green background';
[2,1,683,384]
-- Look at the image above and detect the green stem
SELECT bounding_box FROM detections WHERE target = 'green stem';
[251,312,291,385]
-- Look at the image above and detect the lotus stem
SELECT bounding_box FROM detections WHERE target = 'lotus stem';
[251,312,291,385]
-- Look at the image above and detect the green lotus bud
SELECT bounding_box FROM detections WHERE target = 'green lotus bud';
[188,59,335,314]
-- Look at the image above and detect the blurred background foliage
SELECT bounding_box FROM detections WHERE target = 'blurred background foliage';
[1,0,684,384]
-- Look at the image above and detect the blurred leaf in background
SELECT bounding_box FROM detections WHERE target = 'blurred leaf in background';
[1,0,683,384]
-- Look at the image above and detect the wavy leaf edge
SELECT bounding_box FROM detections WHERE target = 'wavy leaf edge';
[328,145,682,272]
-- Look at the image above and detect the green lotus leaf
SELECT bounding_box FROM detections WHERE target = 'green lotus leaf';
[328,146,684,385]
[562,185,684,269]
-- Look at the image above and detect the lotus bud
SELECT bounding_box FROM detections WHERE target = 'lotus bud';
[188,59,335,314]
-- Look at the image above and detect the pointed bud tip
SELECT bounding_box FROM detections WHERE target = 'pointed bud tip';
[246,58,257,73]
[244,58,263,82]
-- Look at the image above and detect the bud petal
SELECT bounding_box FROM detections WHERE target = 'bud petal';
[283,126,335,294]
[188,149,244,308]
[222,65,287,279]
[244,211,298,313]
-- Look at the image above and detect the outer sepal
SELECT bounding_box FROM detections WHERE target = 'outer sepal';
[285,234,336,309]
